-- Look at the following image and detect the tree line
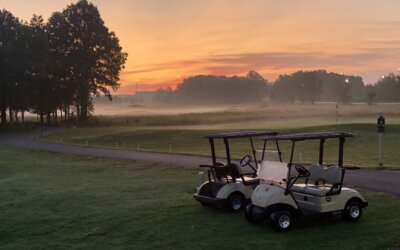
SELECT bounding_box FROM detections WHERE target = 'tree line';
[0,0,127,125]
[154,70,400,105]
[153,71,267,104]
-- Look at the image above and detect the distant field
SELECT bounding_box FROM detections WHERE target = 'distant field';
[43,123,400,169]
[83,103,400,127]
[0,145,399,249]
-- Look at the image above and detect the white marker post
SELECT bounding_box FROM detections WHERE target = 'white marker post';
[377,112,385,166]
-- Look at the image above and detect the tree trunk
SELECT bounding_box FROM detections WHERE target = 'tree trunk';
[22,111,25,123]
[0,106,6,125]
[46,112,51,124]
[9,107,13,123]
[80,100,88,120]
[14,110,19,123]
[40,111,44,124]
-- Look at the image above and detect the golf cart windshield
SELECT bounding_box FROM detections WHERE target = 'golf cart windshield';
[257,161,287,183]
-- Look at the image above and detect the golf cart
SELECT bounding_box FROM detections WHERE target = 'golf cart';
[245,132,368,231]
[193,131,277,212]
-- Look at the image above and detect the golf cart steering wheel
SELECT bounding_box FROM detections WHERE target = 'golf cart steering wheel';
[240,155,252,167]
[295,165,310,177]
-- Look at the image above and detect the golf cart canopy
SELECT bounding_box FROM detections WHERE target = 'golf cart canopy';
[205,130,278,170]
[259,132,353,167]
[206,131,277,139]
[260,132,353,142]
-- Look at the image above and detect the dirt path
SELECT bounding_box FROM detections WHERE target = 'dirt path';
[1,127,399,197]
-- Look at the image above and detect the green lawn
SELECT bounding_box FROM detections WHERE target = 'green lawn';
[0,145,399,249]
[43,123,400,168]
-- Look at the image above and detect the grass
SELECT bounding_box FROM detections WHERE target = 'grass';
[0,145,399,249]
[43,123,400,169]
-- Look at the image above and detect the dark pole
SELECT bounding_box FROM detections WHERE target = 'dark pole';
[249,137,258,168]
[261,140,267,161]
[286,140,296,192]
[224,138,231,165]
[338,137,346,192]
[276,140,282,162]
[319,139,325,165]
[338,137,345,167]
[209,138,216,166]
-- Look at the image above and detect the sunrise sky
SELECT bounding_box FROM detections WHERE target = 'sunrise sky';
[2,0,400,94]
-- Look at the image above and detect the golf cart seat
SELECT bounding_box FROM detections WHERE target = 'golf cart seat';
[292,165,343,196]
[214,163,241,181]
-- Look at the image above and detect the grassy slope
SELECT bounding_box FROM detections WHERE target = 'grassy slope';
[0,145,399,249]
[43,123,400,168]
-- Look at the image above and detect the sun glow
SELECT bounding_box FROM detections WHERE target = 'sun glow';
[3,0,400,94]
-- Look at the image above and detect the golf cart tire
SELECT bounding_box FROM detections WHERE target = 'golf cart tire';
[245,204,264,224]
[343,199,363,222]
[224,192,245,212]
[272,210,294,232]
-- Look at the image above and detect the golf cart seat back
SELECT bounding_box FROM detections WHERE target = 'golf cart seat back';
[257,161,287,183]
[292,165,343,197]
[308,165,343,185]
[214,163,241,181]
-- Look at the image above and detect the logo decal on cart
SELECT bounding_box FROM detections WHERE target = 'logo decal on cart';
[326,196,332,202]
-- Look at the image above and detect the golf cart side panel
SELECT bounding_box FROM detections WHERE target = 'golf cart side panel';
[323,188,368,211]
[292,192,341,213]
[197,181,225,198]
[215,182,254,200]
[252,184,298,209]
[292,188,368,213]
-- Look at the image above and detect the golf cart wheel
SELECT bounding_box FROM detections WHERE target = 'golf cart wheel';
[272,210,293,232]
[245,204,263,224]
[224,193,245,212]
[343,200,363,222]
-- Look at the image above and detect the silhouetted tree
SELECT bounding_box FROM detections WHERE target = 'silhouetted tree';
[338,83,352,104]
[47,0,127,120]
[172,73,266,105]
[0,10,21,125]
[365,85,376,105]
[374,74,400,102]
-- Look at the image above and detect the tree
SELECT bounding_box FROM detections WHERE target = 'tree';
[374,73,400,102]
[0,10,22,125]
[297,71,322,104]
[338,83,352,104]
[24,15,54,124]
[47,0,127,120]
[365,86,376,105]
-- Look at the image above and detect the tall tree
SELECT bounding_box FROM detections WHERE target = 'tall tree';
[25,15,53,124]
[0,9,21,125]
[47,0,127,120]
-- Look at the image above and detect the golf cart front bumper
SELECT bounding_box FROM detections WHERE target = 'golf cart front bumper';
[193,194,225,206]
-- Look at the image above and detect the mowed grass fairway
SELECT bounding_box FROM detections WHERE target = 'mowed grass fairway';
[1,145,399,249]
[44,123,400,168]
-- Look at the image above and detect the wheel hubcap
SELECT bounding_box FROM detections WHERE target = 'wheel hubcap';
[350,205,360,218]
[279,215,291,229]
[232,199,242,210]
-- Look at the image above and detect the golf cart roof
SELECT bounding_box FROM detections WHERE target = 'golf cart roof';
[205,131,277,139]
[261,132,353,141]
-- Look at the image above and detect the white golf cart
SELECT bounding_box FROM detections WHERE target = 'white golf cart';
[245,132,368,231]
[193,131,277,212]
